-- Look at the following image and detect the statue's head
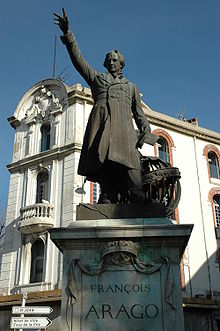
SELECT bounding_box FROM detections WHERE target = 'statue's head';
[104,50,125,76]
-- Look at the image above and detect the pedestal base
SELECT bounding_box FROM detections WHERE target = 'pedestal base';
[76,202,166,220]
[50,218,193,331]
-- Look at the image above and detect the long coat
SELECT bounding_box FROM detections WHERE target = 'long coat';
[61,32,151,181]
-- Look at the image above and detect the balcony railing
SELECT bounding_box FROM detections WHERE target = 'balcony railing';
[18,203,54,234]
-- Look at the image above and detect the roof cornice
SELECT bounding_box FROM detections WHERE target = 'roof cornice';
[7,142,82,173]
[144,108,220,144]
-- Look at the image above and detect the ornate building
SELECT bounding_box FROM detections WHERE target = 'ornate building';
[0,79,220,330]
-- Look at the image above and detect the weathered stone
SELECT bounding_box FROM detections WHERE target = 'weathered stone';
[50,218,193,330]
[76,202,166,220]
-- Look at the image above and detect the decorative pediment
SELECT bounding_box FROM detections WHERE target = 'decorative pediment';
[25,85,63,124]
[9,79,68,128]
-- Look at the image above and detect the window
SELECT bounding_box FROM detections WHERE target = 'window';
[152,129,174,165]
[208,152,220,179]
[213,195,220,228]
[208,188,220,238]
[36,171,49,203]
[93,183,100,204]
[40,123,51,152]
[157,137,170,163]
[152,129,179,222]
[90,182,100,204]
[203,145,220,181]
[30,239,44,283]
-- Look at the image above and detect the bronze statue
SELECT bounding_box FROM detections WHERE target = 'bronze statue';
[54,8,158,204]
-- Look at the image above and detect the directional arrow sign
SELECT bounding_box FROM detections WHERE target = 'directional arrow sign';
[10,317,52,329]
[12,306,53,315]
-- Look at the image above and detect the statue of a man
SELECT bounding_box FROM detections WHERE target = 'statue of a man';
[54,8,157,203]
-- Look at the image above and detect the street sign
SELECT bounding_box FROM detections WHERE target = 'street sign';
[10,317,52,329]
[12,306,53,315]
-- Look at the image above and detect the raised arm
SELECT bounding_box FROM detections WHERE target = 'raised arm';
[54,8,96,86]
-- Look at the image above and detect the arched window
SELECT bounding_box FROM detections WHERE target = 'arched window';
[157,137,170,163]
[203,145,220,181]
[213,194,220,228]
[30,239,44,283]
[208,152,220,179]
[40,123,51,152]
[152,129,179,222]
[36,171,49,203]
[152,129,174,165]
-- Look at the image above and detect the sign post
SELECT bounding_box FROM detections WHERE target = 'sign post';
[19,293,27,331]
[11,294,53,330]
[10,317,52,329]
[12,307,53,315]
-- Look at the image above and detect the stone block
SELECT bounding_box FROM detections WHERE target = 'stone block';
[76,202,166,220]
[0,271,10,281]
[63,166,74,176]
[63,176,74,185]
[63,203,73,213]
[50,218,193,331]
[64,153,75,162]
[63,188,74,198]
[61,212,74,226]
[0,262,13,273]
[63,181,74,190]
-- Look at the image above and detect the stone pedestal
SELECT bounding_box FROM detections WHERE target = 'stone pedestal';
[50,218,193,331]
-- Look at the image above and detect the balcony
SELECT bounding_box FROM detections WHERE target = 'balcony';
[18,203,54,234]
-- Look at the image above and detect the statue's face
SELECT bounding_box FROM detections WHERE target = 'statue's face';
[105,52,122,76]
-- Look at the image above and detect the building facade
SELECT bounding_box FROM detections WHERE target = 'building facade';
[0,79,220,330]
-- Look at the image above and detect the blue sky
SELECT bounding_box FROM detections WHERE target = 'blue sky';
[0,0,219,205]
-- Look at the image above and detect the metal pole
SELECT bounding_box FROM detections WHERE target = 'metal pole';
[193,136,213,298]
[19,292,27,331]
[53,35,57,79]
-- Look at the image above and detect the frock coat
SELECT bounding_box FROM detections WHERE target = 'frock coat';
[61,32,151,181]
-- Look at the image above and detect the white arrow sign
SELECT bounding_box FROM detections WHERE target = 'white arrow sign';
[12,306,53,315]
[10,317,52,329]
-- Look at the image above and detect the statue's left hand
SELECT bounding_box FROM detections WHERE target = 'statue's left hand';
[54,7,70,34]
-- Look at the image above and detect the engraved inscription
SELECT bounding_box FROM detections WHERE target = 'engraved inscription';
[85,282,158,320]
[81,270,162,330]
[85,303,159,320]
[90,283,151,294]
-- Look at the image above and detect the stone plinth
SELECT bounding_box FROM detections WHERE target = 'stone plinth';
[50,218,193,331]
[76,202,166,220]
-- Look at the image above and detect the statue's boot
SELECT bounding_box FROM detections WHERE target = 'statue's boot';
[97,192,118,204]
[127,168,146,203]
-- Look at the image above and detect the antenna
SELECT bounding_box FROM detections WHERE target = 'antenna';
[52,34,70,83]
[60,73,70,82]
[176,106,186,121]
[53,35,57,79]
[57,65,70,82]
